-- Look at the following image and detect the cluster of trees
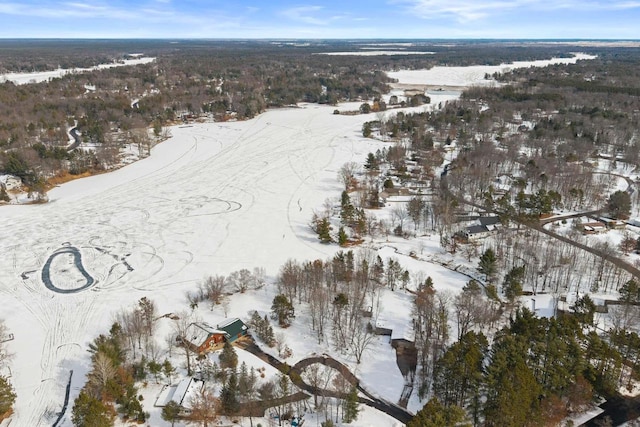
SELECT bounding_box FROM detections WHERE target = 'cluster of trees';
[275,250,410,362]
[0,321,15,420]
[300,363,360,425]
[249,310,276,346]
[368,50,640,229]
[406,271,640,427]
[417,306,616,427]
[72,297,163,425]
[0,40,591,199]
[72,322,147,425]
[0,41,400,189]
[186,268,265,309]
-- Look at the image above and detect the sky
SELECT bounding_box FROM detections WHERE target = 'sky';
[0,0,638,39]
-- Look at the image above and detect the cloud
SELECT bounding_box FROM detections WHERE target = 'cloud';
[393,0,640,22]
[281,5,327,25]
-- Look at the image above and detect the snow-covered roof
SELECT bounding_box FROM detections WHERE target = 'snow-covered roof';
[391,321,415,342]
[185,322,226,347]
[155,377,204,408]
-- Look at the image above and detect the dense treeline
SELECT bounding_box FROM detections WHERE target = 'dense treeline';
[377,50,640,219]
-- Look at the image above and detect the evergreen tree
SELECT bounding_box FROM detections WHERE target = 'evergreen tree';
[316,217,332,243]
[161,401,181,427]
[483,335,542,427]
[478,248,498,283]
[607,190,631,219]
[364,152,378,170]
[0,375,16,416]
[220,372,240,415]
[502,265,525,304]
[340,191,354,225]
[407,397,469,427]
[433,332,487,421]
[147,360,162,383]
[219,341,238,370]
[342,386,360,423]
[163,360,176,383]
[573,294,596,327]
[271,294,295,327]
[338,227,348,246]
[71,390,115,427]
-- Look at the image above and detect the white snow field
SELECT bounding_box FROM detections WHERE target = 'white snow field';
[0,54,597,426]
[0,57,155,85]
[1,103,440,426]
[387,53,596,87]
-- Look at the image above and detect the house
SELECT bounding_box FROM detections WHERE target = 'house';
[155,377,204,412]
[462,215,501,241]
[581,221,607,234]
[598,217,626,230]
[217,318,249,342]
[465,225,492,240]
[183,322,227,354]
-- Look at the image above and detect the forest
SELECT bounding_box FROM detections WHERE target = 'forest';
[0,40,583,193]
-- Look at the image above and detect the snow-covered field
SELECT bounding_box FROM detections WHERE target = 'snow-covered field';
[317,51,434,56]
[387,53,596,87]
[0,57,155,85]
[0,53,599,426]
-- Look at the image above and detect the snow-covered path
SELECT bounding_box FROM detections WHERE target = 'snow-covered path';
[0,104,379,426]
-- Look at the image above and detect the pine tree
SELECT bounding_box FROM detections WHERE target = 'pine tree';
[433,332,487,422]
[71,390,115,427]
[220,372,240,415]
[478,248,498,283]
[0,375,16,416]
[342,386,360,423]
[161,401,181,426]
[219,341,238,370]
[338,227,348,246]
[483,335,542,427]
[407,397,468,427]
[147,360,162,383]
[271,294,295,327]
[317,217,333,243]
[502,265,525,304]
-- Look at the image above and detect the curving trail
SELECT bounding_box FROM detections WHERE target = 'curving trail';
[237,338,414,424]
[41,246,95,294]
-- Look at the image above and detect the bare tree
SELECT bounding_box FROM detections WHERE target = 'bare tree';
[391,204,409,235]
[350,320,376,363]
[203,275,226,307]
[173,311,195,376]
[187,384,219,427]
[338,162,360,191]
[87,352,118,397]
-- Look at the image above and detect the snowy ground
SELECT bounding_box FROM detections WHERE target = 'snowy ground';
[0,57,155,85]
[387,53,596,87]
[0,54,599,427]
